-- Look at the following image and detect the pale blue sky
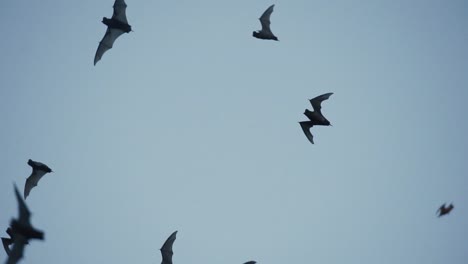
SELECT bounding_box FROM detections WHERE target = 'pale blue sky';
[1,1,467,264]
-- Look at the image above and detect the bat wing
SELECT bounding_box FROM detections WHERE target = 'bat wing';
[94,28,125,65]
[299,121,314,144]
[5,235,27,264]
[160,231,177,264]
[14,184,31,226]
[24,170,48,200]
[2,237,12,256]
[259,4,274,34]
[309,93,333,113]
[112,0,128,24]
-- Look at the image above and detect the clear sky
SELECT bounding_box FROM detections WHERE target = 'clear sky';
[1,0,467,264]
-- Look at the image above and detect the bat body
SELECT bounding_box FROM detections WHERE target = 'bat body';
[437,203,454,217]
[94,0,132,65]
[24,159,53,200]
[160,231,177,264]
[6,184,44,264]
[253,5,278,41]
[299,93,333,144]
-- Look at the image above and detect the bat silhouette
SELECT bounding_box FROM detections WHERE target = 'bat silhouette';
[253,5,278,41]
[6,184,44,264]
[24,159,53,200]
[244,261,257,264]
[299,93,333,144]
[94,0,132,65]
[160,231,177,264]
[436,203,454,217]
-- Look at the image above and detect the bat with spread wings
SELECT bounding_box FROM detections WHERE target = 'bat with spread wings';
[436,203,454,217]
[6,184,44,264]
[299,93,334,144]
[253,5,278,41]
[24,159,53,200]
[94,0,132,65]
[160,231,177,264]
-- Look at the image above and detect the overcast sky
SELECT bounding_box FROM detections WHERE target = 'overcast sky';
[1,0,467,264]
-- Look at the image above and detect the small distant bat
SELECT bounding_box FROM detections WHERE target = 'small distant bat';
[436,203,454,217]
[24,159,53,200]
[94,0,132,65]
[244,261,257,264]
[6,184,44,264]
[160,231,177,264]
[299,93,333,144]
[253,5,278,41]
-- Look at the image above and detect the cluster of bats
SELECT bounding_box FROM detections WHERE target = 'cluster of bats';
[2,0,456,263]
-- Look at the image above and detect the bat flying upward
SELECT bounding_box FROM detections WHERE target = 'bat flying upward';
[24,159,53,200]
[436,203,454,217]
[94,0,132,65]
[6,184,44,264]
[253,4,278,41]
[160,231,177,264]
[299,93,333,144]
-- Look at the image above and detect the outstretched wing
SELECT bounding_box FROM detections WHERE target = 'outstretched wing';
[299,121,314,144]
[160,231,177,264]
[14,184,31,226]
[24,170,48,200]
[259,4,274,33]
[436,203,445,216]
[309,93,333,113]
[112,0,128,24]
[5,235,27,264]
[94,28,125,65]
[2,237,12,256]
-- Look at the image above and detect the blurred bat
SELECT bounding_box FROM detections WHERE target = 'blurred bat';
[160,231,177,264]
[94,0,132,65]
[299,93,333,144]
[6,184,44,264]
[253,5,278,41]
[436,203,454,217]
[24,159,53,200]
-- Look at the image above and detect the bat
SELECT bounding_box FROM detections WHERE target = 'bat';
[160,231,177,264]
[299,93,333,144]
[24,159,53,200]
[253,5,278,41]
[94,0,132,65]
[6,184,44,264]
[436,203,454,217]
[244,261,257,264]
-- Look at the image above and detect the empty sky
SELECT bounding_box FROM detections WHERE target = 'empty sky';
[1,0,467,264]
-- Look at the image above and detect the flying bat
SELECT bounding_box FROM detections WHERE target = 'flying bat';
[436,203,454,217]
[94,0,132,65]
[299,92,333,144]
[160,231,177,264]
[6,184,44,264]
[244,261,257,264]
[253,5,278,41]
[24,159,53,200]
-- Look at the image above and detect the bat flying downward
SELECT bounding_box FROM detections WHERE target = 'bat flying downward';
[299,92,333,144]
[24,159,53,200]
[94,0,132,65]
[160,231,177,264]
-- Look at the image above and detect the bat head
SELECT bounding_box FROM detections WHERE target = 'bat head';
[272,36,279,41]
[102,17,112,27]
[252,31,260,38]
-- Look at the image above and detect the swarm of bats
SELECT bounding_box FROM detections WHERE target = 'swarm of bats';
[0,0,459,263]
